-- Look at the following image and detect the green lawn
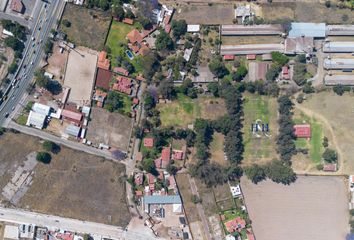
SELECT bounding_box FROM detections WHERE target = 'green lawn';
[158,94,201,127]
[242,93,278,165]
[294,113,324,163]
[120,92,132,116]
[16,114,27,125]
[105,21,143,74]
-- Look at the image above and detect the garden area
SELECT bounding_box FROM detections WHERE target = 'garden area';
[242,93,278,166]
[157,94,226,128]
[105,21,143,74]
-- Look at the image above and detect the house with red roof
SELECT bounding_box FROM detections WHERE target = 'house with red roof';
[113,67,129,76]
[112,76,132,95]
[294,124,311,138]
[127,29,143,44]
[144,138,154,148]
[95,68,112,90]
[224,217,246,233]
[165,24,171,34]
[97,51,110,70]
[323,163,337,172]
[282,66,290,80]
[123,18,134,25]
[61,109,83,126]
[223,55,235,61]
[147,173,155,191]
[10,0,24,13]
[92,89,107,107]
[161,147,171,168]
[246,54,256,60]
[135,152,143,162]
[172,149,184,160]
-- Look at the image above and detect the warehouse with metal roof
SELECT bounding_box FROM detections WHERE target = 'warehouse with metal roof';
[284,36,314,54]
[323,41,354,53]
[26,111,46,129]
[323,58,354,70]
[288,22,326,38]
[221,24,283,35]
[326,25,354,36]
[220,44,284,55]
[32,103,51,116]
[324,74,354,85]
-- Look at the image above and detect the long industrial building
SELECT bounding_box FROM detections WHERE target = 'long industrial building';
[289,22,326,38]
[324,74,354,85]
[326,25,354,36]
[221,24,283,36]
[323,42,354,53]
[323,58,354,70]
[220,44,284,55]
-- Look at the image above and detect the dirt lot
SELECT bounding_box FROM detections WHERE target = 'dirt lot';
[174,3,234,24]
[60,4,111,50]
[45,43,69,82]
[260,2,354,24]
[64,47,97,106]
[0,47,14,85]
[241,176,349,240]
[86,107,132,152]
[0,131,130,226]
[221,36,283,45]
[210,132,228,167]
[295,91,354,174]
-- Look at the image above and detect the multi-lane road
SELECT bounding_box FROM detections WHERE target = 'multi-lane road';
[0,0,66,126]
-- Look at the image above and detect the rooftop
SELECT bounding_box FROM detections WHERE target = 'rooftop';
[143,195,182,204]
[294,124,311,138]
[95,68,112,90]
[289,22,326,38]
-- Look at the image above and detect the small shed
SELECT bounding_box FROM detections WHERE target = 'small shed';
[294,124,311,138]
[187,25,200,33]
[65,124,81,137]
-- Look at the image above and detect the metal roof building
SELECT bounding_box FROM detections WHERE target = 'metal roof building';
[284,36,314,54]
[143,195,182,204]
[323,58,354,70]
[323,42,354,53]
[187,24,200,32]
[289,22,326,38]
[26,111,46,129]
[221,24,283,36]
[65,124,81,137]
[324,74,354,85]
[326,25,354,36]
[220,44,284,55]
[4,225,19,240]
[32,103,51,116]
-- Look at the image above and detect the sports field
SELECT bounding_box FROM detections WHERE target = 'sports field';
[242,93,278,166]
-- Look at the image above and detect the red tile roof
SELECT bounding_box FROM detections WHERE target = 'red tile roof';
[127,29,143,44]
[323,163,337,172]
[164,15,171,25]
[113,67,129,76]
[133,98,139,105]
[139,44,150,56]
[136,75,146,81]
[135,152,143,162]
[161,147,171,162]
[148,173,155,184]
[123,18,134,25]
[282,66,290,80]
[223,55,235,61]
[294,124,311,138]
[112,75,132,95]
[154,158,162,169]
[97,51,110,70]
[135,190,143,197]
[172,150,184,160]
[224,217,246,233]
[61,109,83,123]
[10,0,23,13]
[246,54,257,60]
[158,171,164,180]
[165,24,171,34]
[95,68,112,90]
[144,138,154,147]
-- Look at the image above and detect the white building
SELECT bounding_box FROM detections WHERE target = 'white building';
[32,102,51,116]
[19,224,35,239]
[4,225,19,240]
[26,111,46,129]
[230,185,242,198]
[187,25,200,33]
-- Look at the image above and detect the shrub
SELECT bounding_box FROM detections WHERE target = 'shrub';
[36,152,52,164]
[43,140,61,154]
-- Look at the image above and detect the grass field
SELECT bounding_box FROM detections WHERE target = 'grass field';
[293,111,324,164]
[0,132,131,226]
[60,4,111,50]
[158,94,226,127]
[242,93,278,166]
[106,21,143,72]
[210,132,228,167]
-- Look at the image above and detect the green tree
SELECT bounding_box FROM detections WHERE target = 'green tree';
[266,64,281,81]
[171,20,187,39]
[207,82,219,97]
[322,136,329,148]
[266,160,296,184]
[271,51,289,66]
[62,19,71,27]
[36,152,52,164]
[245,164,266,184]
[155,31,174,51]
[208,56,229,78]
[142,158,158,176]
[105,91,123,112]
[293,63,307,86]
[44,40,53,55]
[112,4,125,20]
[296,54,307,64]
[43,140,60,154]
[322,148,337,163]
[232,65,248,81]
[333,84,350,96]
[8,61,17,74]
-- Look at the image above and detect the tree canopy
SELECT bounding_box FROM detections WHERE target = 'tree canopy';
[155,31,174,51]
[171,20,187,39]
[208,56,229,78]
[36,152,52,164]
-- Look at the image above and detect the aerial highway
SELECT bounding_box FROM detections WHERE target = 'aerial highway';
[0,0,66,126]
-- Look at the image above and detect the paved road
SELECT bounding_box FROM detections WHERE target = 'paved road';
[0,207,158,240]
[0,0,65,126]
[8,121,120,162]
[188,176,212,240]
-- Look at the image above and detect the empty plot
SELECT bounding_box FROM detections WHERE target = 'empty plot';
[64,47,97,106]
[86,107,132,152]
[241,176,348,240]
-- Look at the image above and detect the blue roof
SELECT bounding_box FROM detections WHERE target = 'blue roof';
[289,22,326,38]
[144,195,182,204]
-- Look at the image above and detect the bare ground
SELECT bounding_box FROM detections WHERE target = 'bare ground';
[241,176,349,240]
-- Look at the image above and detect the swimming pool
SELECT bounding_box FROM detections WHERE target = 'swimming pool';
[126,50,134,60]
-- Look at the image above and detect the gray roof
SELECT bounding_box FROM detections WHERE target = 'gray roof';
[65,124,81,137]
[26,111,46,129]
[323,58,354,70]
[143,195,182,204]
[323,42,354,53]
[289,22,326,38]
[325,74,354,85]
[326,25,354,36]
[220,44,284,55]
